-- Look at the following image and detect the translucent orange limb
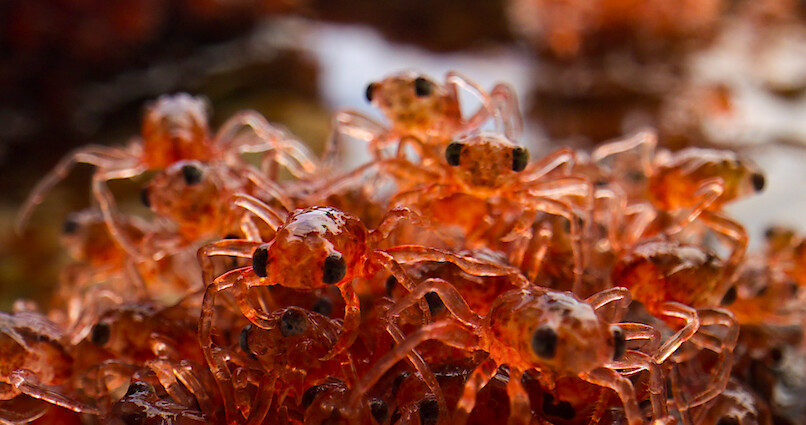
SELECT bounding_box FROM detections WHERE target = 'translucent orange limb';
[699,210,748,287]
[452,357,498,425]
[174,363,214,417]
[232,194,286,231]
[245,374,276,425]
[384,245,529,287]
[613,351,668,421]
[10,370,99,415]
[91,166,151,262]
[592,128,657,178]
[387,278,484,328]
[507,196,584,291]
[520,148,578,183]
[321,284,361,360]
[370,207,426,244]
[147,359,195,407]
[346,321,478,416]
[15,145,139,232]
[676,308,738,410]
[0,395,49,424]
[506,368,531,425]
[489,83,524,141]
[586,287,632,322]
[196,240,263,292]
[239,168,294,213]
[199,267,250,424]
[215,110,318,179]
[580,367,643,425]
[385,322,449,422]
[324,110,391,168]
[445,71,495,132]
[664,178,724,236]
[619,323,661,353]
[653,302,700,364]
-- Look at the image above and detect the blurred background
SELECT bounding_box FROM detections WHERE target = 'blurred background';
[3,0,806,309]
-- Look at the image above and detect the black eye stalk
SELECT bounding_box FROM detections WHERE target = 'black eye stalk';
[532,326,558,359]
[140,187,151,208]
[323,253,347,284]
[366,83,376,102]
[181,163,203,185]
[445,142,463,166]
[414,77,434,97]
[751,172,765,192]
[125,381,155,397]
[252,244,270,278]
[512,147,529,172]
[62,217,79,235]
[280,308,309,337]
[90,323,111,346]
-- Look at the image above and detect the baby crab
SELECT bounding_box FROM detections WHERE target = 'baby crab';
[385,131,590,289]
[325,71,522,166]
[198,204,527,422]
[593,129,765,279]
[348,283,667,425]
[612,238,740,411]
[0,311,99,422]
[17,93,317,258]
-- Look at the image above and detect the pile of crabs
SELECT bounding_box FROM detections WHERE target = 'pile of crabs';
[4,71,802,425]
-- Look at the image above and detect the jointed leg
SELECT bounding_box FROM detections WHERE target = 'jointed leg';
[452,357,498,425]
[323,110,390,168]
[619,323,661,353]
[346,321,478,414]
[580,367,643,425]
[92,167,150,262]
[385,322,449,422]
[506,368,531,425]
[10,370,99,415]
[232,194,286,232]
[653,302,700,364]
[587,287,632,323]
[591,129,657,178]
[386,278,484,328]
[199,268,248,424]
[489,83,524,141]
[16,146,137,232]
[676,308,738,409]
[699,210,748,287]
[196,240,262,290]
[383,246,530,287]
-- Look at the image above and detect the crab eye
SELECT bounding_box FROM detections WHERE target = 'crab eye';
[62,217,79,235]
[512,147,529,172]
[125,381,155,397]
[301,385,324,408]
[720,286,737,306]
[181,163,203,185]
[90,323,111,346]
[323,253,347,284]
[140,187,151,208]
[369,398,389,423]
[445,142,463,166]
[414,77,434,97]
[366,83,376,102]
[280,308,308,337]
[531,326,557,359]
[751,172,765,192]
[612,326,626,360]
[252,243,270,278]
